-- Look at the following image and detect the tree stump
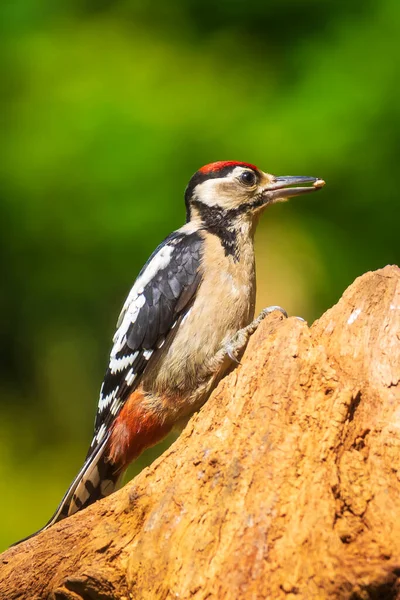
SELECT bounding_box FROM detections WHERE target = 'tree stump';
[1,265,400,600]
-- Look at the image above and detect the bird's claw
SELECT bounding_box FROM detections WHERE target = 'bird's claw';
[227,347,241,364]
[259,305,288,320]
[259,306,306,324]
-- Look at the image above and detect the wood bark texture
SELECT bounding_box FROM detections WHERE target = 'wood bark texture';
[1,265,400,600]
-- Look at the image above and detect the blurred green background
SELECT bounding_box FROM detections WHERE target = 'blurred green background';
[1,0,399,549]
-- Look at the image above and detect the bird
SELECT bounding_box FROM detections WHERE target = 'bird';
[17,161,324,543]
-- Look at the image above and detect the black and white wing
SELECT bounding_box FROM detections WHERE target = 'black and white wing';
[15,228,204,540]
[88,229,203,455]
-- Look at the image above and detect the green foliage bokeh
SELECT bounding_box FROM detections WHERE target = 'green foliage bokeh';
[0,0,399,548]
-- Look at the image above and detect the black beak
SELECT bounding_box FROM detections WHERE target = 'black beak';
[263,175,325,203]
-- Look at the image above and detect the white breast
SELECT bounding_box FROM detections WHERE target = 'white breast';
[145,228,256,399]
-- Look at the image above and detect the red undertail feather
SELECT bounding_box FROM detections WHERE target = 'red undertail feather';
[107,388,172,469]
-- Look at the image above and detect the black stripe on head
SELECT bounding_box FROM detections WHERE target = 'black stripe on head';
[191,201,240,261]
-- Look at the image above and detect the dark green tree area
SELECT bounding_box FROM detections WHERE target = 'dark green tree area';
[0,0,399,549]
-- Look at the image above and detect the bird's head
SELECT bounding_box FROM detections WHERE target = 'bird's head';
[185,161,325,225]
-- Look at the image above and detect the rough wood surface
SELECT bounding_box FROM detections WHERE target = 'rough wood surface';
[1,265,400,600]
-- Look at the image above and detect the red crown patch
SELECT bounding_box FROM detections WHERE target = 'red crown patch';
[199,161,258,174]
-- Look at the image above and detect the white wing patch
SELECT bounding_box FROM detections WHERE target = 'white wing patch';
[125,368,137,387]
[98,386,119,412]
[112,293,146,356]
[95,422,108,444]
[142,349,153,360]
[92,229,202,453]
[109,351,138,374]
[94,244,175,426]
[110,396,122,416]
[111,229,197,362]
[115,244,175,329]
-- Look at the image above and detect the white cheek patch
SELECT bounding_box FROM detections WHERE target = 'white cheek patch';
[194,177,238,209]
[194,167,253,210]
[194,178,225,207]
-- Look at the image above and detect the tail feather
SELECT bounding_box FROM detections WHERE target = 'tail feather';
[67,439,121,516]
[12,438,122,546]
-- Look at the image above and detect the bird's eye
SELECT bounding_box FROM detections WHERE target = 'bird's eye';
[239,170,257,186]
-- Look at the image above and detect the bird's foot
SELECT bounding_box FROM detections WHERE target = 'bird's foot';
[225,305,288,364]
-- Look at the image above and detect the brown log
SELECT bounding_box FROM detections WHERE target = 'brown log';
[1,265,400,600]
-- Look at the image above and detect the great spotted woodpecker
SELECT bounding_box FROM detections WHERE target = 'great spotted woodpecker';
[20,161,324,542]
